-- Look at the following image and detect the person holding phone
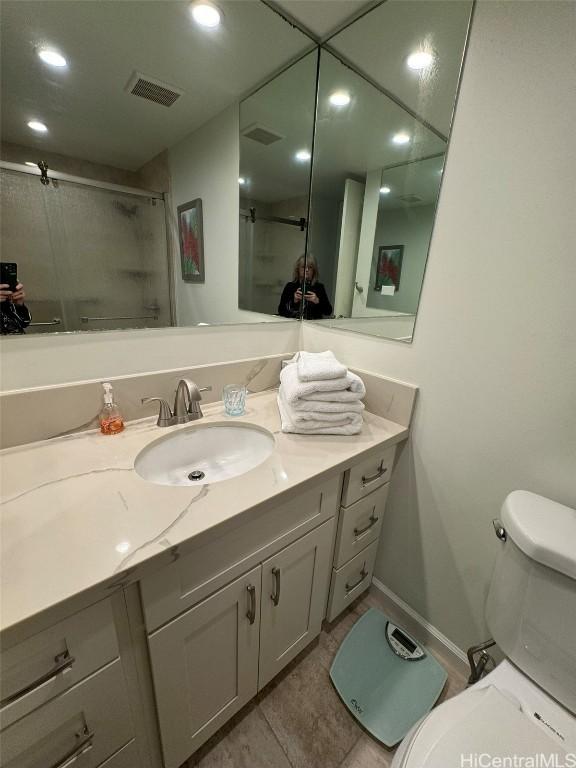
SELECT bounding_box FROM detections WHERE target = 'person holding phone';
[278,255,332,319]
[1,263,31,334]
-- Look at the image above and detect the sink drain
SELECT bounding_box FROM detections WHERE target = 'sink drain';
[188,470,205,481]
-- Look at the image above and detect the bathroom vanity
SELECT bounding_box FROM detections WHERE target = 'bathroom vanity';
[0,385,413,768]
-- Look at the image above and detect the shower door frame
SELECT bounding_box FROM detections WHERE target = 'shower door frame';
[0,161,176,330]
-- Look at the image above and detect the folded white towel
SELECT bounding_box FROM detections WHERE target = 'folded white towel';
[279,363,365,405]
[296,351,348,381]
[277,395,363,435]
[290,398,364,414]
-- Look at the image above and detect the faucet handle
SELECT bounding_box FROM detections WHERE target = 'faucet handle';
[141,397,175,427]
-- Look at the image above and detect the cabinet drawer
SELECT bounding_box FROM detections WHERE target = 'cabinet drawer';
[0,660,133,768]
[1,598,119,724]
[334,484,389,568]
[341,445,396,507]
[141,477,340,631]
[326,539,379,622]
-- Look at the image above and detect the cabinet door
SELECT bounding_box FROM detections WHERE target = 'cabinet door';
[259,519,334,689]
[147,566,261,768]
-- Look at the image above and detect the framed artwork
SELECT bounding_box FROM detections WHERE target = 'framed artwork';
[374,245,404,292]
[178,199,204,283]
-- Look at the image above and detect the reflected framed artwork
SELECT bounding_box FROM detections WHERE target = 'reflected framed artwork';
[178,199,205,283]
[374,245,403,293]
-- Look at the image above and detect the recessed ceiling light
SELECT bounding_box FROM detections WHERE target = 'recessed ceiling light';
[115,541,130,554]
[191,2,221,28]
[27,120,48,133]
[380,186,391,195]
[329,90,351,107]
[37,48,67,68]
[392,132,410,145]
[238,177,246,185]
[25,161,37,167]
[407,50,434,71]
[295,149,311,162]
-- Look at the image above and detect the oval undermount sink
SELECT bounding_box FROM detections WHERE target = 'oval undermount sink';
[134,423,275,487]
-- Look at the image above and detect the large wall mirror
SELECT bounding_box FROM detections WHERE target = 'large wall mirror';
[306,0,473,341]
[0,0,312,336]
[1,0,473,343]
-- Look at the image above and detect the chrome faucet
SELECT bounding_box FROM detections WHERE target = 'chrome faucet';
[142,379,211,427]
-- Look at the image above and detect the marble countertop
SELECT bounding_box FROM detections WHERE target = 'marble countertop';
[0,391,408,634]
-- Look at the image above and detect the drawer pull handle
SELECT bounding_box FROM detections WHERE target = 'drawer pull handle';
[1,649,75,707]
[354,513,379,538]
[246,584,256,625]
[345,564,368,593]
[271,567,281,606]
[50,727,94,768]
[361,462,387,486]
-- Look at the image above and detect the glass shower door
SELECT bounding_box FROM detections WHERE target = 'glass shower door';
[0,168,67,333]
[49,181,171,332]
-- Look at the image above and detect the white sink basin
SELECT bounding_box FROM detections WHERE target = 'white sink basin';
[134,423,275,487]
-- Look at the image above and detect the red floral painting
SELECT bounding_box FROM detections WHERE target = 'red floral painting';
[374,245,403,292]
[178,199,204,283]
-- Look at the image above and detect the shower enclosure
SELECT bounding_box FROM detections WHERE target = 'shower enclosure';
[0,165,172,334]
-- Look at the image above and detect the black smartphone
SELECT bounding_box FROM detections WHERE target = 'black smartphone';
[0,262,18,293]
[303,281,312,294]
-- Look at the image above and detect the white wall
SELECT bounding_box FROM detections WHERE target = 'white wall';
[0,323,300,390]
[304,0,576,651]
[167,105,268,326]
[365,204,435,315]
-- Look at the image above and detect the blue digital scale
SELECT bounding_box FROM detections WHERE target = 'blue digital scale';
[330,608,448,747]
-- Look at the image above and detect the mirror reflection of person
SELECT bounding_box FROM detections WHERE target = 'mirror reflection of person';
[1,282,31,334]
[278,255,332,319]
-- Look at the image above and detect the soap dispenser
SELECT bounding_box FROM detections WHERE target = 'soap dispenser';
[99,382,125,435]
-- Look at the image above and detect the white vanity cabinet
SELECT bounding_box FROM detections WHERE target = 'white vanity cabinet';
[145,518,335,768]
[143,510,336,768]
[326,445,396,621]
[0,598,136,768]
[148,566,262,768]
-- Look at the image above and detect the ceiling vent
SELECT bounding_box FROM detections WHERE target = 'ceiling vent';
[398,193,424,204]
[126,72,183,107]
[241,122,284,145]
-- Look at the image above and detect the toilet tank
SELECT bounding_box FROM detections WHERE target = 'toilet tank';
[485,491,576,714]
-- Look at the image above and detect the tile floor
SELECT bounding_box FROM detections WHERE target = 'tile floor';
[183,588,468,768]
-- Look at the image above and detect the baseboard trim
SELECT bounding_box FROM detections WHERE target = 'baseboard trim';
[371,577,468,667]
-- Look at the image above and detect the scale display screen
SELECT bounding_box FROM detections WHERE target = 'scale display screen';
[391,628,417,654]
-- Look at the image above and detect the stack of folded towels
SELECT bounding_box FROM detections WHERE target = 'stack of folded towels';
[277,351,366,435]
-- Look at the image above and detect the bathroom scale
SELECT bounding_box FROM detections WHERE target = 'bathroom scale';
[330,608,447,747]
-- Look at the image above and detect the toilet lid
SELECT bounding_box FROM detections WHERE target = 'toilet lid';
[400,685,567,768]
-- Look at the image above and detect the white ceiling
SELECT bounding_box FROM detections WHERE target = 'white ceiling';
[273,0,375,39]
[0,0,313,171]
[328,0,473,136]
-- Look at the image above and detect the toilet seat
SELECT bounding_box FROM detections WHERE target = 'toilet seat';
[393,662,575,768]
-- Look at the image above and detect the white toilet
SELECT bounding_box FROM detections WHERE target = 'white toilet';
[392,490,576,768]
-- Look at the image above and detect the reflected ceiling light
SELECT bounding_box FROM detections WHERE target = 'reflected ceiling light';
[329,90,351,107]
[27,120,48,133]
[379,186,391,195]
[191,1,221,28]
[295,149,311,162]
[238,176,246,185]
[37,48,67,67]
[392,132,410,145]
[115,541,130,554]
[407,50,434,71]
[25,161,37,167]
